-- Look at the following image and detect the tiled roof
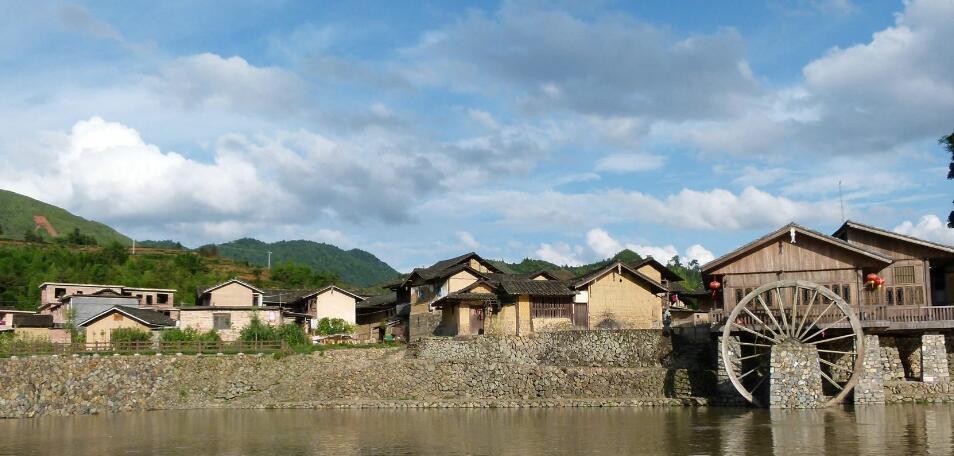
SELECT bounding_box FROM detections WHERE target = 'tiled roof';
[571,261,668,293]
[357,292,398,309]
[80,305,175,327]
[497,279,574,296]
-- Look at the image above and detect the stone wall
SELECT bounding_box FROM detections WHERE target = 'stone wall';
[878,337,906,381]
[855,335,886,405]
[0,345,714,419]
[407,330,706,369]
[884,380,954,403]
[769,343,823,409]
[921,334,951,384]
[409,312,442,340]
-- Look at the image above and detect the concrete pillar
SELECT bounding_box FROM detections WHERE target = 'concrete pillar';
[855,334,886,404]
[921,333,950,384]
[769,342,823,408]
[715,335,746,405]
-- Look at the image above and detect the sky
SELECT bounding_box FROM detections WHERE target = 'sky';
[1,0,953,272]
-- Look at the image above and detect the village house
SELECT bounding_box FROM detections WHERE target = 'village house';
[355,292,399,342]
[0,308,54,340]
[391,252,683,339]
[177,279,312,341]
[79,306,175,344]
[264,285,363,326]
[37,282,177,318]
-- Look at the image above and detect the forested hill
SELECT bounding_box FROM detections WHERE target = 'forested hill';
[0,189,131,245]
[0,242,342,310]
[211,238,400,288]
[489,249,704,290]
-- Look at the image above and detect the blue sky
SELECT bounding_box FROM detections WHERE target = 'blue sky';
[2,0,953,272]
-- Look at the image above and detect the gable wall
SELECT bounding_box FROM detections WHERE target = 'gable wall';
[636,265,663,283]
[208,283,258,307]
[585,271,661,329]
[314,289,357,324]
[709,235,868,275]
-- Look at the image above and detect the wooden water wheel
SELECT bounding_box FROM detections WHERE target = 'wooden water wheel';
[720,280,865,407]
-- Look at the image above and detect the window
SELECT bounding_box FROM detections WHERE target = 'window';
[885,288,894,305]
[914,287,924,305]
[530,297,573,318]
[146,295,153,305]
[840,284,851,304]
[54,288,66,298]
[895,287,904,306]
[157,293,169,304]
[213,313,231,330]
[894,266,916,284]
[831,284,841,299]
[735,289,744,305]
[113,313,123,321]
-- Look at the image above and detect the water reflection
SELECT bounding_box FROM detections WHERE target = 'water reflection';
[0,405,951,455]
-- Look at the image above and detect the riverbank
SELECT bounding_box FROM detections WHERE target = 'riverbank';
[0,345,715,418]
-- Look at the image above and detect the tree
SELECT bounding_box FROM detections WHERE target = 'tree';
[197,244,219,257]
[316,317,356,336]
[942,131,954,227]
[110,327,152,343]
[23,229,43,243]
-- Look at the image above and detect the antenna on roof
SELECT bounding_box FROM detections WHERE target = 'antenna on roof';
[838,180,845,223]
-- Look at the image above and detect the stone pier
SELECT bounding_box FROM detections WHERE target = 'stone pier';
[921,334,951,384]
[855,335,886,404]
[769,342,823,408]
[715,335,746,405]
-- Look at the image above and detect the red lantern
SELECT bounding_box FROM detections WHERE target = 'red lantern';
[708,280,721,291]
[875,277,885,287]
[866,273,879,283]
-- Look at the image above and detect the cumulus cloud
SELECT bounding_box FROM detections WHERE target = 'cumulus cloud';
[457,231,481,249]
[434,186,840,232]
[594,153,666,173]
[403,3,760,120]
[535,242,585,266]
[894,214,954,246]
[150,53,306,114]
[685,244,715,264]
[585,228,623,258]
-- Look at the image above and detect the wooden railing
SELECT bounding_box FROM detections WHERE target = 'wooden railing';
[710,305,954,327]
[0,340,287,357]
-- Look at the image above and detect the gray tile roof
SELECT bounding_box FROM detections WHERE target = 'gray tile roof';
[80,305,175,328]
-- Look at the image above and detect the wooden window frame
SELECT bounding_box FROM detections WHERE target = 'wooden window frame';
[894,266,916,285]
[213,313,231,330]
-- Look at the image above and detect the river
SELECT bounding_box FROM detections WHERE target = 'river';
[0,405,951,455]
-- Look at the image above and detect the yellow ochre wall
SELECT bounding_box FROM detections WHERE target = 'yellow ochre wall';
[84,314,152,344]
[585,271,661,329]
[207,283,258,307]
[636,265,663,283]
[314,289,357,324]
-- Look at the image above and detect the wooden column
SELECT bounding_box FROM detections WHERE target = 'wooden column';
[924,259,933,306]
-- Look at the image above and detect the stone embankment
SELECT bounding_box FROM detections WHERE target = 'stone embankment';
[0,330,717,418]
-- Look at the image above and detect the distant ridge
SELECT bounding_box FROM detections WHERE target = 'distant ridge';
[0,189,131,245]
[212,238,400,288]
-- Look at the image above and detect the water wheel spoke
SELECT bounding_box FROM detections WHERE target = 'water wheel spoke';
[801,314,848,342]
[794,290,819,338]
[737,352,768,362]
[789,287,800,338]
[738,366,762,380]
[816,349,856,356]
[797,301,835,340]
[730,322,780,343]
[819,371,844,391]
[756,294,785,337]
[738,342,772,348]
[749,374,768,393]
[740,307,782,339]
[774,287,790,336]
[806,332,856,345]
[818,357,852,373]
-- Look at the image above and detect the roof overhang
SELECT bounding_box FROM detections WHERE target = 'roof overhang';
[834,220,954,256]
[572,261,668,293]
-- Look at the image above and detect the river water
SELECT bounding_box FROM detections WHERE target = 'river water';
[0,405,951,455]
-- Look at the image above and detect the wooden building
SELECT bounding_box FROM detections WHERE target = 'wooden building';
[704,221,954,329]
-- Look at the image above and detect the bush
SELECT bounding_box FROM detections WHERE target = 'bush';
[110,327,152,343]
[160,327,220,343]
[239,314,309,347]
[316,317,356,336]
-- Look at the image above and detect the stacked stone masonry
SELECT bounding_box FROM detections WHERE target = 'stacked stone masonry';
[769,343,824,409]
[921,334,951,384]
[855,335,886,405]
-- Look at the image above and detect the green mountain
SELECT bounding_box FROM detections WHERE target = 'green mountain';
[491,249,703,289]
[212,238,400,288]
[0,189,131,245]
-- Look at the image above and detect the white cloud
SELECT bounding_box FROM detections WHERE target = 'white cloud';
[594,152,666,173]
[535,242,585,266]
[456,231,481,249]
[150,53,306,113]
[685,244,715,264]
[585,228,623,258]
[894,214,954,246]
[629,244,679,262]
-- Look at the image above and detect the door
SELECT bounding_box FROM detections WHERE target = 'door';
[469,307,485,335]
[573,302,588,329]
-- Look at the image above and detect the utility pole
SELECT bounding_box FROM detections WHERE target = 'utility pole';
[132,239,136,255]
[267,251,272,270]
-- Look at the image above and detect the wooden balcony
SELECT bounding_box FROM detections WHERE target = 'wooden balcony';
[710,305,954,332]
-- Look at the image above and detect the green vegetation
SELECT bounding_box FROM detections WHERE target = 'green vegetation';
[315,317,356,335]
[269,262,337,289]
[0,242,349,310]
[0,189,131,245]
[109,327,152,343]
[491,248,703,290]
[137,240,186,250]
[239,314,308,346]
[214,238,399,288]
[159,327,221,342]
[941,130,954,228]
